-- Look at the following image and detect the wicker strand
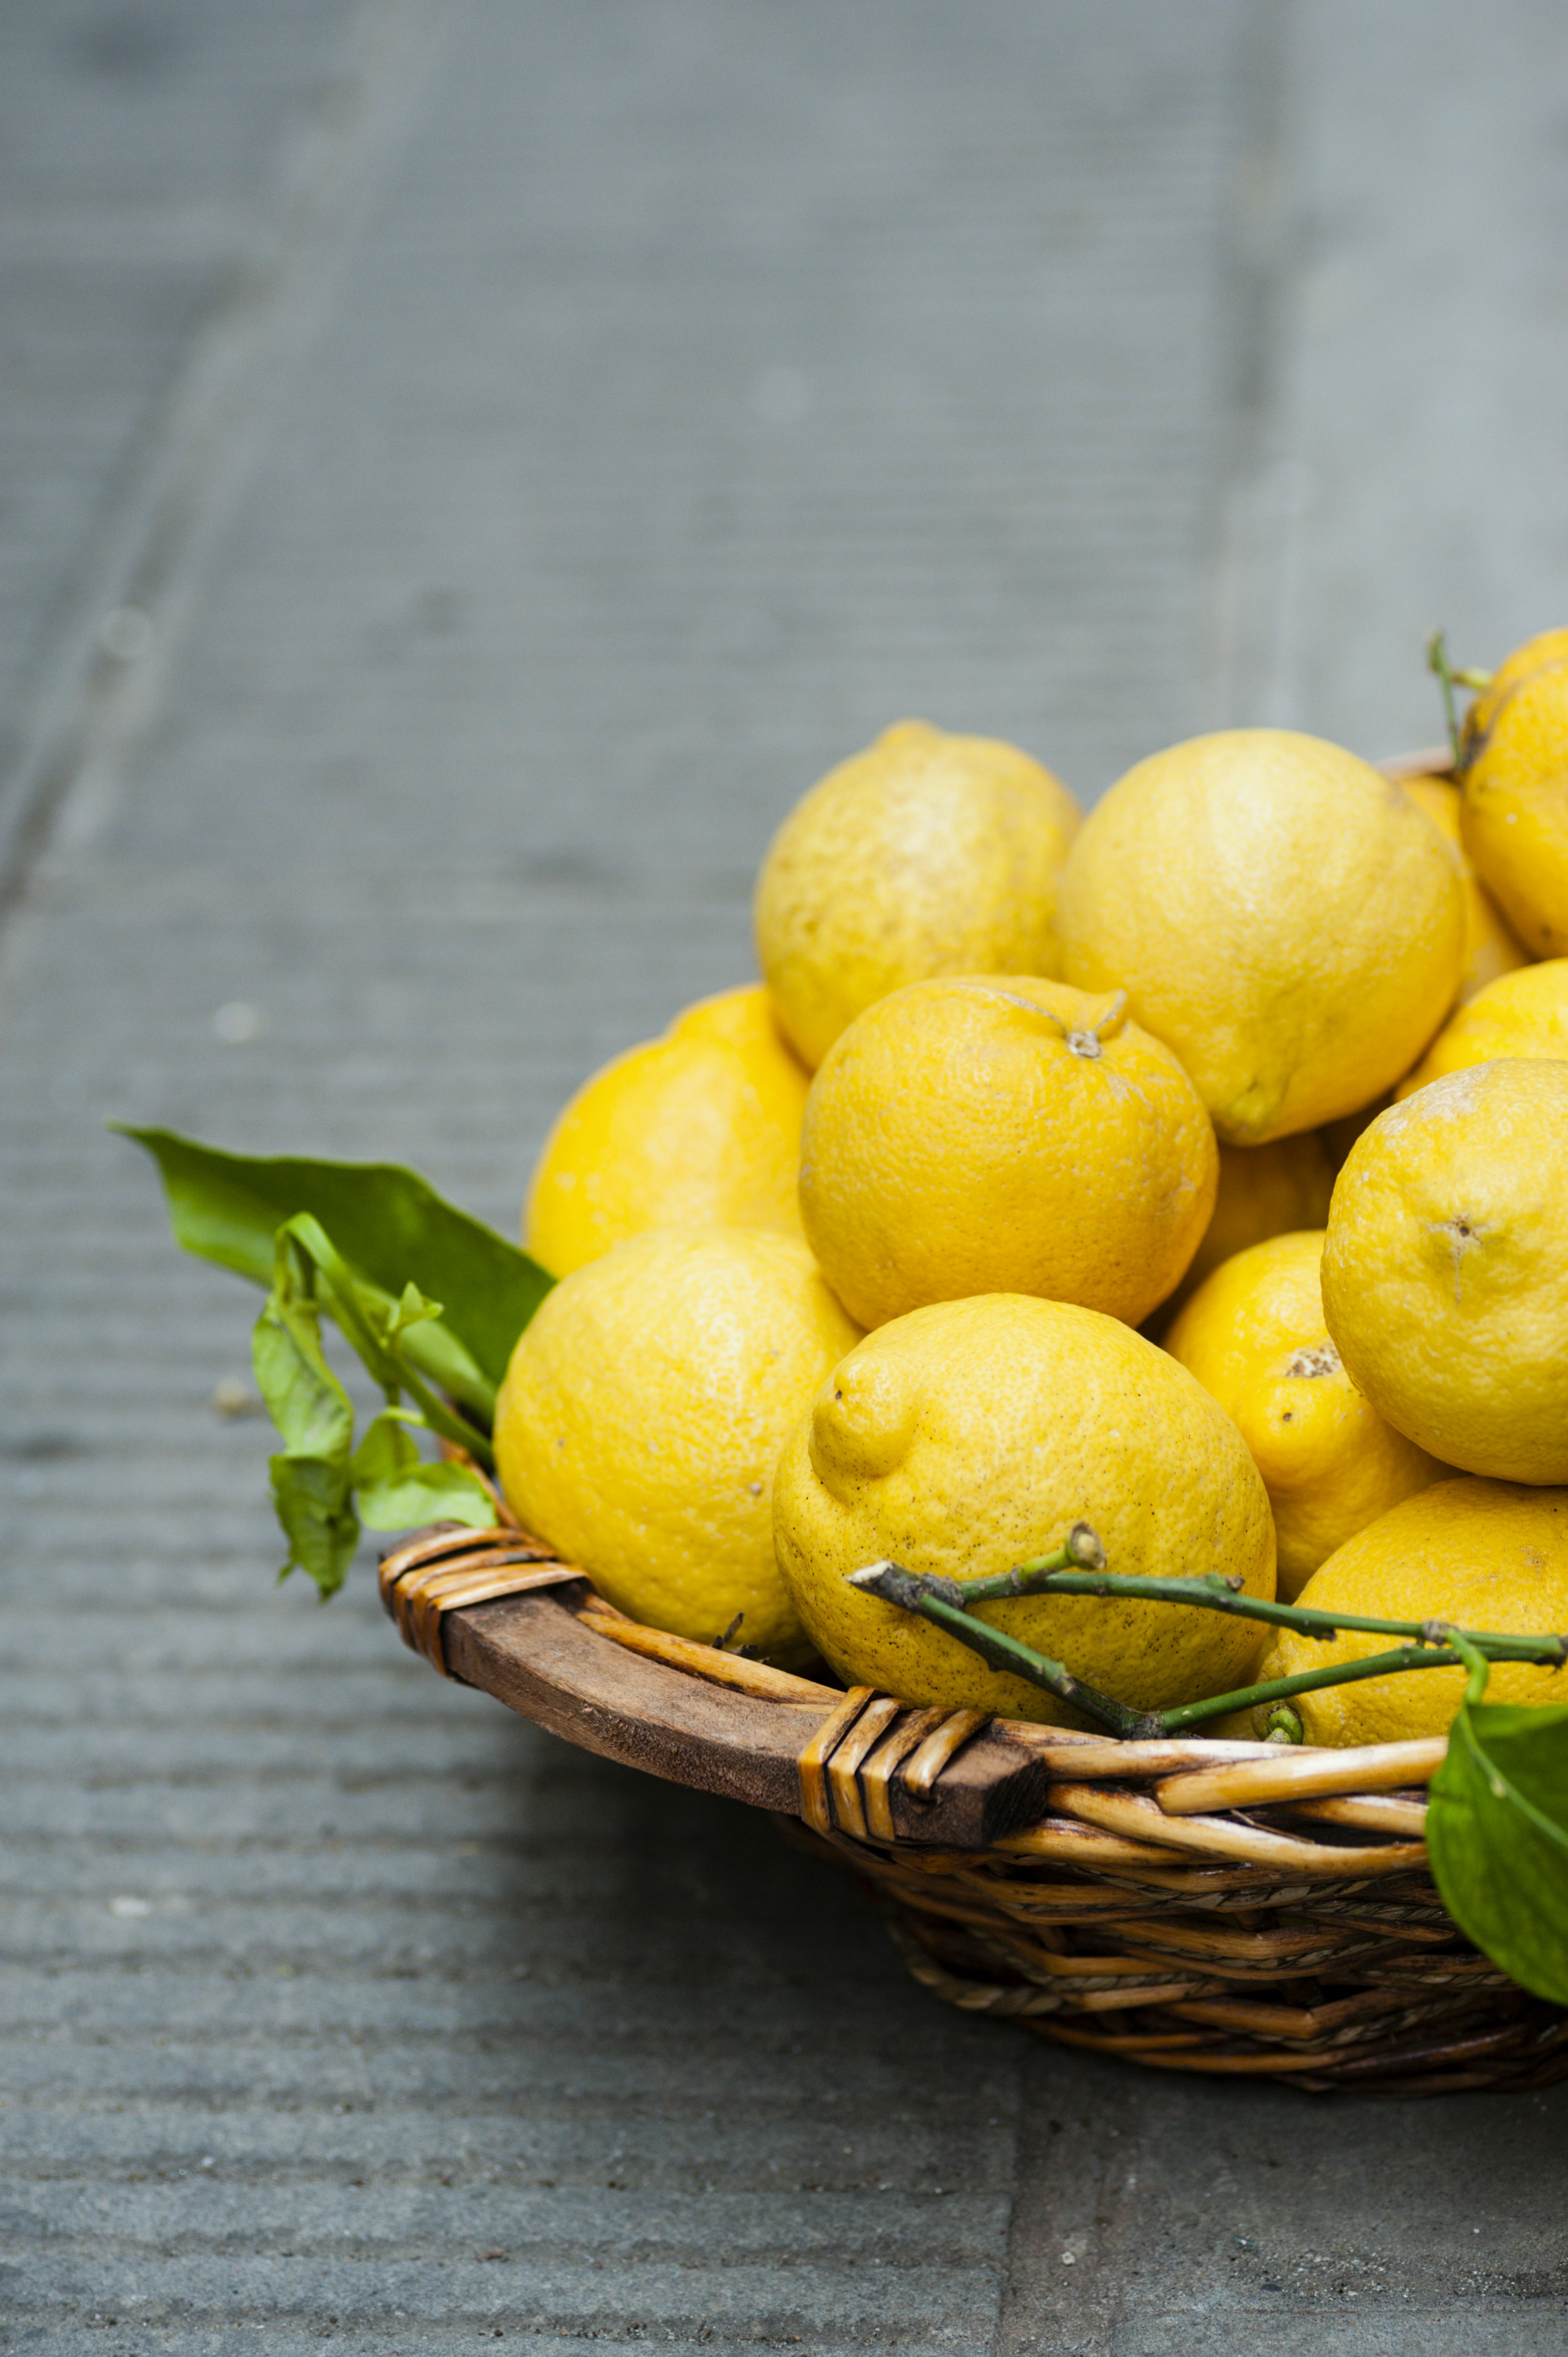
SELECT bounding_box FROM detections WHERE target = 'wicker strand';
[378,1526,1568,2095]
[773,1682,1566,2092]
[378,1527,588,1675]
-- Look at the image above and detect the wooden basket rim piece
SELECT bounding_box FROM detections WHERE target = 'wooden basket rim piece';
[378,1525,1568,2096]
[377,1525,1447,1842]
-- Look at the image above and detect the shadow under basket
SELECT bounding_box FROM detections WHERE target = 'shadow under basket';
[381,1523,1568,2098]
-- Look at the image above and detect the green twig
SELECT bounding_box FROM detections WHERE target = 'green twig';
[1448,1629,1494,1708]
[1159,1643,1508,1734]
[949,1562,1567,1667]
[282,1213,497,1470]
[849,1536,1566,1742]
[1426,629,1494,767]
[849,1563,1146,1737]
[1428,629,1465,766]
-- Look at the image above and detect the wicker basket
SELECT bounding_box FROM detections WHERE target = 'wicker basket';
[380,1523,1568,2097]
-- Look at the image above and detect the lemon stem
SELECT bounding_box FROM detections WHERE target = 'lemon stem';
[1156,1642,1539,1733]
[1427,628,1464,766]
[948,983,1128,1061]
[847,1561,1145,1737]
[1425,631,1490,767]
[913,1595,1148,1738]
[1448,1628,1494,1708]
[949,1562,1564,1659]
[848,1546,1565,1741]
[281,1213,497,1470]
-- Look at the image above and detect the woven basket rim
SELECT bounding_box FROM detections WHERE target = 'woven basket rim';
[375,1522,1568,2096]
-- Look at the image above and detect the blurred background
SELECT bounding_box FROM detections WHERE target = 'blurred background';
[4,4,1567,2350]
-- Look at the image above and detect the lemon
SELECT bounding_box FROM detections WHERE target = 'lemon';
[773,1293,1274,1725]
[754,721,1080,1069]
[1165,1230,1448,1601]
[1055,729,1467,1143]
[524,985,809,1276]
[1459,629,1568,957]
[494,1226,860,1665]
[1223,1478,1568,1745]
[1321,1060,1568,1483]
[1398,766,1529,1001]
[797,975,1217,1331]
[1397,957,1568,1099]
[1157,1132,1334,1326]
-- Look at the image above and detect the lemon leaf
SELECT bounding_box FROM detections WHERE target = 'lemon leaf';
[116,1126,552,1413]
[1427,1701,1568,2005]
[268,1454,361,1599]
[252,1247,359,1597]
[350,1409,494,1533]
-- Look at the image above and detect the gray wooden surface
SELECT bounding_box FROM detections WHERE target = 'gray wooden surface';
[3,3,1567,2350]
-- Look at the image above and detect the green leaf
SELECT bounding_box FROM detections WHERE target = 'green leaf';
[350,1409,494,1532]
[116,1126,553,1412]
[269,1453,360,1597]
[357,1458,497,1533]
[252,1242,359,1597]
[349,1407,423,1490]
[1428,1701,1568,2005]
[252,1251,354,1465]
[387,1279,442,1338]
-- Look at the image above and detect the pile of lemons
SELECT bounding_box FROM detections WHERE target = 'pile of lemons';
[494,636,1568,1747]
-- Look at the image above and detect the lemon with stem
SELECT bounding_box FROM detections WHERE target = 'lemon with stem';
[1322,1059,1568,1483]
[774,1291,1274,1725]
[1215,1478,1568,1744]
[798,975,1216,1331]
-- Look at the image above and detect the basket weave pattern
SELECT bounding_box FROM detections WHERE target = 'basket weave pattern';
[382,1526,1568,2096]
[789,1680,1568,2094]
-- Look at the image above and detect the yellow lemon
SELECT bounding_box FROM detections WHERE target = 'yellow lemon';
[494,1226,860,1664]
[1156,1133,1334,1327]
[1397,957,1568,1099]
[1223,1479,1568,1745]
[754,720,1080,1069]
[524,984,809,1276]
[1459,628,1568,957]
[1397,765,1529,1001]
[1055,729,1466,1143]
[1321,1059,1568,1483]
[773,1294,1274,1724]
[797,975,1217,1331]
[1165,1231,1448,1601]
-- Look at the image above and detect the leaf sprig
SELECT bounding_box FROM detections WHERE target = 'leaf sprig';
[122,1129,557,1596]
[255,1215,501,1595]
[849,1537,1568,1741]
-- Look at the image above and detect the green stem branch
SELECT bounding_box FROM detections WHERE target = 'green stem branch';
[851,1565,1146,1737]
[1428,627,1465,766]
[951,1563,1566,1666]
[850,1541,1566,1743]
[281,1213,497,1470]
[1161,1643,1488,1734]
